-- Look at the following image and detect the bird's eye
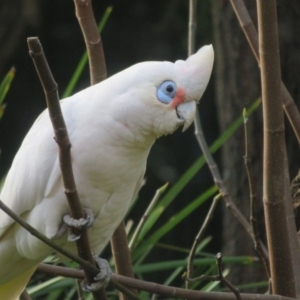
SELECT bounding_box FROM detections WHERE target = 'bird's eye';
[157,80,177,104]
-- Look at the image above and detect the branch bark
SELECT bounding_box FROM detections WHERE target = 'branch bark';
[73,0,106,85]
[27,37,105,300]
[243,109,270,281]
[256,1,296,297]
[37,264,298,300]
[110,222,139,299]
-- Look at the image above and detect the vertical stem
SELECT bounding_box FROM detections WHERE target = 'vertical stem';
[73,0,107,85]
[188,0,197,56]
[257,1,296,296]
[110,222,139,300]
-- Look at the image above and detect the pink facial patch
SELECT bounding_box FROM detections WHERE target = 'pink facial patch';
[170,87,185,108]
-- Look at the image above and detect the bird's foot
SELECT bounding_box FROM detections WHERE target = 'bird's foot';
[81,257,112,292]
[56,208,94,241]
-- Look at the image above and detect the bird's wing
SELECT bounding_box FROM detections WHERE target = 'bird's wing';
[0,109,62,237]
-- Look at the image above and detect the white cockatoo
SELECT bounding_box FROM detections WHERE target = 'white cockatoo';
[0,45,214,299]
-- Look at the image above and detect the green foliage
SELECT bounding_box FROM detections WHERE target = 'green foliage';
[0,67,15,119]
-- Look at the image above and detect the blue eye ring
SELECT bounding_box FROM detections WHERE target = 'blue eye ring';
[157,80,177,104]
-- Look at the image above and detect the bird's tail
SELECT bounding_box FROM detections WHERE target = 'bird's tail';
[0,265,37,300]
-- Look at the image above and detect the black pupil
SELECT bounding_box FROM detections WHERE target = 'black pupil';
[166,85,174,93]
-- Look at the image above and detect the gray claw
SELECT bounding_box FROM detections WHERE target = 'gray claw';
[81,257,112,292]
[67,228,81,242]
[63,208,94,230]
[57,208,94,242]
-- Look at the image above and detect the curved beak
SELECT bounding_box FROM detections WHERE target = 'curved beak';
[176,101,196,132]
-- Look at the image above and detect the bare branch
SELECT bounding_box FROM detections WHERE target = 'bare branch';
[73,0,106,84]
[215,253,241,300]
[110,221,139,299]
[184,253,241,300]
[230,0,300,146]
[186,193,222,287]
[188,0,197,56]
[27,37,105,299]
[37,264,298,300]
[243,109,270,281]
[257,0,296,296]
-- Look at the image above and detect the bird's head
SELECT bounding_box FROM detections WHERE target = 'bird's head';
[102,45,214,142]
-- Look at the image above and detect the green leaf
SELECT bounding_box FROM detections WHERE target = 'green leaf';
[134,255,256,274]
[0,67,15,118]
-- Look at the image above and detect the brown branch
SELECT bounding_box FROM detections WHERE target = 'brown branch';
[184,253,241,300]
[243,109,270,281]
[73,0,106,85]
[194,107,268,258]
[230,0,300,145]
[188,0,197,56]
[257,1,296,297]
[186,193,222,288]
[37,263,298,300]
[110,221,139,299]
[27,37,105,300]
[215,254,241,300]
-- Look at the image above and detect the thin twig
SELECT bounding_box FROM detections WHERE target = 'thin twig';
[257,0,296,297]
[129,183,169,250]
[188,0,197,56]
[215,253,241,300]
[243,109,270,281]
[110,221,139,299]
[37,263,298,300]
[184,253,241,300]
[73,0,106,84]
[230,0,300,146]
[186,193,222,288]
[27,37,105,299]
